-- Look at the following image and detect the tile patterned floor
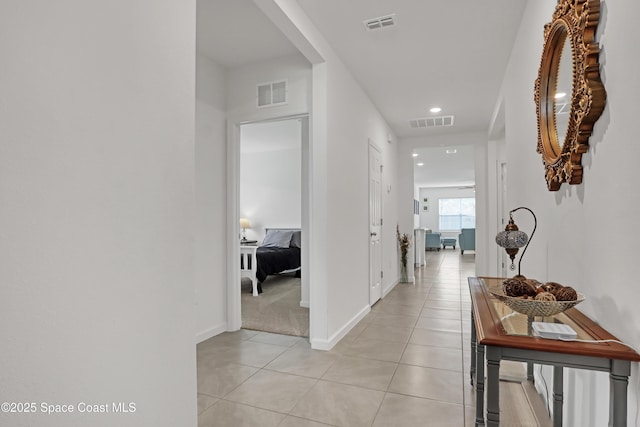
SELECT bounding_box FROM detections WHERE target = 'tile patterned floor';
[197,250,543,426]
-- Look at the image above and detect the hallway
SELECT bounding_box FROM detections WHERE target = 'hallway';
[197,250,547,426]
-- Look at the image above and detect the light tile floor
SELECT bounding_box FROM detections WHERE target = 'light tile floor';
[197,250,541,426]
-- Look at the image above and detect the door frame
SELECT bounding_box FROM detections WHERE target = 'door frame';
[499,162,508,277]
[368,141,383,305]
[226,114,310,332]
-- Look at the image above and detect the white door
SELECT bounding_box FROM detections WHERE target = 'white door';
[369,144,383,305]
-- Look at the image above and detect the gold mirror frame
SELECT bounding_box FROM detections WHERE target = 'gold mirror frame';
[534,0,606,191]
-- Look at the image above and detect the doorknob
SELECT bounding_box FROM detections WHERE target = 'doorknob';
[370,232,377,236]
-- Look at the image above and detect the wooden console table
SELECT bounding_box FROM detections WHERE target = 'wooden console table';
[469,277,640,427]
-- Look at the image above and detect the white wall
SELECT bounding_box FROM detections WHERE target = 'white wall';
[474,142,489,275]
[195,54,228,342]
[240,120,302,242]
[240,147,301,240]
[477,137,506,277]
[0,1,197,426]
[501,0,640,424]
[323,59,399,338]
[397,142,418,282]
[227,53,311,122]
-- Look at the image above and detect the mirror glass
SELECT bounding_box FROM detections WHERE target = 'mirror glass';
[554,33,572,153]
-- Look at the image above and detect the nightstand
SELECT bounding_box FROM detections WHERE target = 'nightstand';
[240,244,259,296]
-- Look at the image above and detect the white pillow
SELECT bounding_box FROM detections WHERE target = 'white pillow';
[261,230,294,248]
[290,230,302,248]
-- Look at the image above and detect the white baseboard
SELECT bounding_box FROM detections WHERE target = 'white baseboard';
[533,367,552,417]
[299,299,310,308]
[196,322,227,344]
[310,304,370,351]
[383,279,399,298]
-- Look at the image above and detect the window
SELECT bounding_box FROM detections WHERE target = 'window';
[439,198,475,231]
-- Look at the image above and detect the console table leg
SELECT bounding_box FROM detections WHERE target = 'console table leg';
[475,344,485,426]
[552,365,563,427]
[526,317,534,381]
[470,309,477,386]
[485,346,501,427]
[609,360,630,427]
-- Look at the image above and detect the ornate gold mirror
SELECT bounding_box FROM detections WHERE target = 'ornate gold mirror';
[534,0,606,191]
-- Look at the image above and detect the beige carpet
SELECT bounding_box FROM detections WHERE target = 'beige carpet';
[241,273,309,337]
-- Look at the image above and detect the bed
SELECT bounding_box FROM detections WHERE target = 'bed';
[240,228,301,296]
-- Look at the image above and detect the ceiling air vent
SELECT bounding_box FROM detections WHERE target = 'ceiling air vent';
[409,115,455,129]
[364,14,396,31]
[257,80,287,108]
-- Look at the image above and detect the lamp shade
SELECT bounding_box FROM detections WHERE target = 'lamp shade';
[239,218,251,229]
[494,207,537,276]
[495,229,528,249]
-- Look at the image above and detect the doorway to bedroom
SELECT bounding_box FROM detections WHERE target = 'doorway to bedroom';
[238,117,309,337]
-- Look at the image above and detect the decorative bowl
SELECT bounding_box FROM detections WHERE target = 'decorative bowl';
[488,287,585,317]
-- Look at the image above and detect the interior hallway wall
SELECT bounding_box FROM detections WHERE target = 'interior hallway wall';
[502,0,640,424]
[0,1,197,426]
[196,54,228,342]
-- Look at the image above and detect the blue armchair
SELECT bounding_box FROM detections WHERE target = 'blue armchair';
[458,228,475,254]
[425,232,441,251]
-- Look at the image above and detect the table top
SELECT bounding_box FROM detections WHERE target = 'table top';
[469,277,640,362]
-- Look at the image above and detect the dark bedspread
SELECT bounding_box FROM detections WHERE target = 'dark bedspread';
[256,246,301,283]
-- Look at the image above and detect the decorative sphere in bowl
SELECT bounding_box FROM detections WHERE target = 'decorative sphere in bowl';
[490,285,585,317]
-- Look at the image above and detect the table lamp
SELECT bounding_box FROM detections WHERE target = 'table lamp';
[495,207,537,277]
[239,218,251,242]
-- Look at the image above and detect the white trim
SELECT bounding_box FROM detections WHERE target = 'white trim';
[299,116,311,322]
[534,366,553,417]
[310,304,370,351]
[308,62,328,345]
[195,322,228,344]
[368,141,383,306]
[382,279,399,298]
[226,121,242,331]
[226,113,310,334]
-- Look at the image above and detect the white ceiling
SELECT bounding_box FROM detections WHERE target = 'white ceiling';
[412,145,475,189]
[296,0,527,139]
[196,0,299,68]
[196,0,528,187]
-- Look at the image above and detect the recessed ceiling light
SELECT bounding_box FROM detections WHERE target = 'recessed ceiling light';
[416,162,424,166]
[430,107,442,113]
[445,149,457,154]
[412,153,419,157]
[555,92,566,99]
